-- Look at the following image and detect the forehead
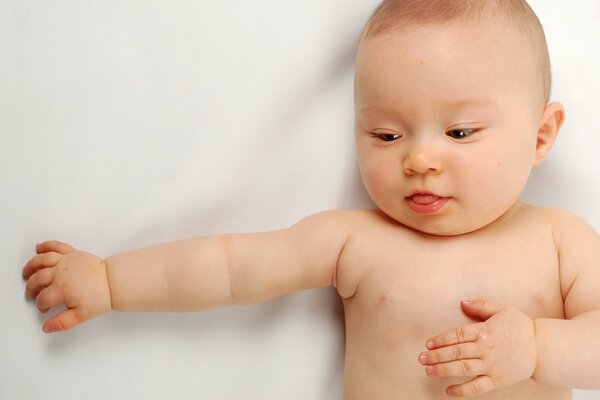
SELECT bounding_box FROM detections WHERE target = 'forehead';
[355,21,536,110]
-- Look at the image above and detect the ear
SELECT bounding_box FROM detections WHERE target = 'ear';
[534,102,565,166]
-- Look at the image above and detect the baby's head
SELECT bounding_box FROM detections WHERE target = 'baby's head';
[354,0,565,236]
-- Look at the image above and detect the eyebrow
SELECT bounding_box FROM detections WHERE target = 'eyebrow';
[358,98,496,115]
[358,105,396,115]
[444,98,497,108]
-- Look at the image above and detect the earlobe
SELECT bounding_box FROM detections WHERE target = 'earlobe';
[534,102,565,166]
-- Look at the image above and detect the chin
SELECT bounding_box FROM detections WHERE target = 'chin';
[408,223,474,237]
[387,212,486,237]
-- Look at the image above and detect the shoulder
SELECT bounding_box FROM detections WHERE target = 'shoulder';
[548,208,599,243]
[520,203,600,317]
[515,203,598,245]
[516,203,599,263]
[541,206,600,265]
[286,209,386,261]
[292,209,398,298]
[291,208,391,233]
[556,211,600,317]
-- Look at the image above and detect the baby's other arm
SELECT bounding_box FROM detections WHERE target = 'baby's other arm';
[23,211,355,332]
[532,211,600,389]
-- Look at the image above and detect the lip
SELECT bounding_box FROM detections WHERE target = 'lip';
[405,191,451,215]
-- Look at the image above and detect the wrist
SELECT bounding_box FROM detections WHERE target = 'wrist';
[102,258,115,312]
[530,318,546,384]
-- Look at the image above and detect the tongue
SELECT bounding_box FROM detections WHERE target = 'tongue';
[411,194,440,204]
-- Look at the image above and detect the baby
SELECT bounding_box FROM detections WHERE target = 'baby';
[22,0,600,399]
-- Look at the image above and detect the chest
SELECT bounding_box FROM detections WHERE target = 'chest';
[341,227,565,340]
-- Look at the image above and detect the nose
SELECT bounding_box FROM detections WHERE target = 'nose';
[403,141,442,175]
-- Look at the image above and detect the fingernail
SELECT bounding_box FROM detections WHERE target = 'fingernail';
[426,340,434,350]
[419,353,428,365]
[425,366,435,377]
[462,300,473,305]
[43,325,52,333]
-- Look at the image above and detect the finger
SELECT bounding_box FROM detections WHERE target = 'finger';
[36,241,74,255]
[461,299,505,321]
[446,375,495,397]
[419,342,481,365]
[43,309,82,333]
[426,322,485,350]
[425,359,487,378]
[23,252,62,278]
[25,268,55,298]
[35,287,64,313]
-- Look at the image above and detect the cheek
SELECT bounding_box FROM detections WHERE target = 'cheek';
[454,144,521,188]
[359,153,398,202]
[360,159,385,195]
[472,147,533,203]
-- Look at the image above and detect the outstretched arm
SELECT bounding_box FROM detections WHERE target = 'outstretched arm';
[23,211,354,332]
[106,211,351,311]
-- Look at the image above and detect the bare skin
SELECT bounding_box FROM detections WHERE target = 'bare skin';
[22,13,600,400]
[338,205,573,399]
[23,203,600,399]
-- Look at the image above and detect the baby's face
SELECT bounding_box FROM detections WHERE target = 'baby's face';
[355,21,544,236]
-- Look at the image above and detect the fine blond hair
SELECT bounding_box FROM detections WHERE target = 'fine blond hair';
[361,0,552,106]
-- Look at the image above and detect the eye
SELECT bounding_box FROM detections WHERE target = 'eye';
[375,133,402,142]
[445,128,477,140]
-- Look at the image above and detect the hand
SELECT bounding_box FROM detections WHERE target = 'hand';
[22,240,112,333]
[418,300,537,397]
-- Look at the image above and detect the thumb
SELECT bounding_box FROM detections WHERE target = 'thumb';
[43,309,82,333]
[460,299,505,321]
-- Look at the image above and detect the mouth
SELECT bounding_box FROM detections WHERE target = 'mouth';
[405,192,451,215]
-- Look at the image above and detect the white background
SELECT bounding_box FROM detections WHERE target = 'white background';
[1,1,598,399]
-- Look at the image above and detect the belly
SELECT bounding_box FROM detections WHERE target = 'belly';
[339,258,567,399]
[342,343,572,400]
[342,295,570,399]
